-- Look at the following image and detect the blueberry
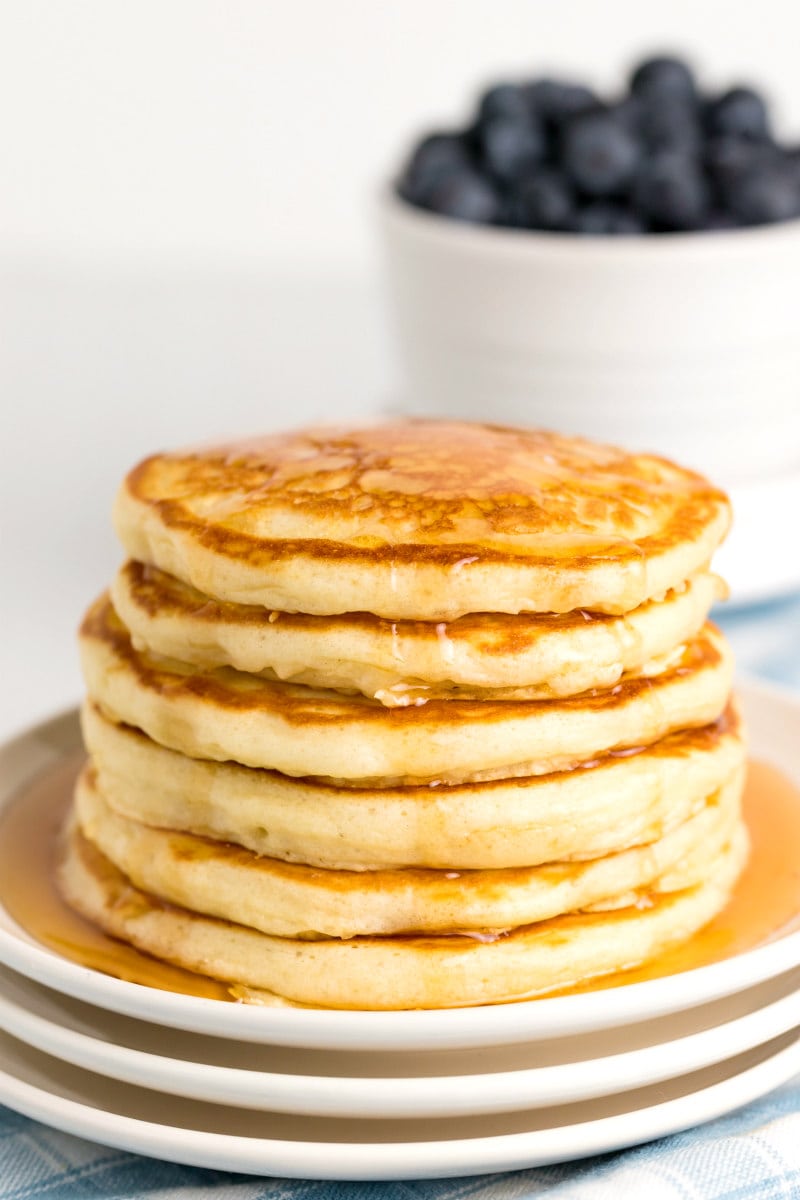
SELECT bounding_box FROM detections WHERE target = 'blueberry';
[515,168,575,230]
[630,55,696,103]
[497,195,526,228]
[525,78,598,128]
[703,209,741,231]
[704,136,778,207]
[641,98,702,154]
[397,61,795,233]
[726,158,800,225]
[562,110,641,196]
[573,202,645,234]
[787,147,800,189]
[706,87,771,141]
[633,151,710,230]
[423,168,501,224]
[478,114,545,183]
[612,96,645,133]
[477,83,530,125]
[705,135,764,184]
[398,133,471,204]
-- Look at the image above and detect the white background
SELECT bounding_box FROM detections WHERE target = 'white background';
[2,1,800,736]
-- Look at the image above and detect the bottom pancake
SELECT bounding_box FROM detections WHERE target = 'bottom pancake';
[57,812,748,1010]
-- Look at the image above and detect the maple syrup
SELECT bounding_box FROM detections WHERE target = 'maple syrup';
[553,756,800,996]
[0,752,230,1001]
[0,753,798,1006]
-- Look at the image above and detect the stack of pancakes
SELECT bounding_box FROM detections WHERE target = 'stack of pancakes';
[62,421,747,1009]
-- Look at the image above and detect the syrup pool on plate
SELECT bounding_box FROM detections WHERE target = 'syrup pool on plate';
[0,753,798,1005]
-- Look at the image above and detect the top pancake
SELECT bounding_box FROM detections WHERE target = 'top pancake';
[114,421,731,620]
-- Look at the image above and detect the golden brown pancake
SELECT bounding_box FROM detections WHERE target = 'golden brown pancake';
[58,813,749,1009]
[83,700,746,870]
[65,418,744,1010]
[112,561,723,704]
[75,762,744,938]
[79,595,734,784]
[113,422,731,620]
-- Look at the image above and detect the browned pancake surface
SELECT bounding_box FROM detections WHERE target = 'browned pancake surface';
[114,422,730,617]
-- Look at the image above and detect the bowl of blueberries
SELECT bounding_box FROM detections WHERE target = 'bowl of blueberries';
[381,55,800,482]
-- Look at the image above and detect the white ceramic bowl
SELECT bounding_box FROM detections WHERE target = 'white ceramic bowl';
[380,191,800,484]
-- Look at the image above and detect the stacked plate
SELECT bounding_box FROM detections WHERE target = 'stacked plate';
[0,677,799,1181]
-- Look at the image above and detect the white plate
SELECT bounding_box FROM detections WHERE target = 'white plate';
[0,677,799,1052]
[1,1025,799,1179]
[0,962,797,1119]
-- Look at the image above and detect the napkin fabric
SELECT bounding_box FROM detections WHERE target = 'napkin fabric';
[1,1080,799,1198]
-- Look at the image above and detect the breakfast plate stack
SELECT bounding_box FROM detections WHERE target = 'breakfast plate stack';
[0,422,798,1178]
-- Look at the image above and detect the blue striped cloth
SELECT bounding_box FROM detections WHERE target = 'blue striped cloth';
[1,594,799,1198]
[1,1084,799,1198]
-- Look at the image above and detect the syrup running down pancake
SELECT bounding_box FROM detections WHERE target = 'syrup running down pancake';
[112,560,723,705]
[63,420,747,1008]
[57,813,749,1010]
[113,422,731,620]
[80,595,733,784]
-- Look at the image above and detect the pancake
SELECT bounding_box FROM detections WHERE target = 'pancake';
[83,701,747,870]
[67,418,743,1010]
[112,561,723,704]
[58,814,749,1009]
[79,595,734,784]
[75,763,744,938]
[113,422,731,620]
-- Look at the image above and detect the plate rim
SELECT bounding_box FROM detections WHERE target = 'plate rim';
[0,1026,798,1179]
[0,675,799,1051]
[0,961,797,1118]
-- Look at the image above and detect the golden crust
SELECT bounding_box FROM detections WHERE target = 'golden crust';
[113,422,731,619]
[75,762,744,939]
[58,813,749,1009]
[112,561,722,703]
[79,594,734,782]
[83,700,745,870]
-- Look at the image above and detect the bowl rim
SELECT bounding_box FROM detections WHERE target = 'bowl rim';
[380,186,800,262]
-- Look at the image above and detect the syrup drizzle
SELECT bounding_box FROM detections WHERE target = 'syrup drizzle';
[0,754,798,1006]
